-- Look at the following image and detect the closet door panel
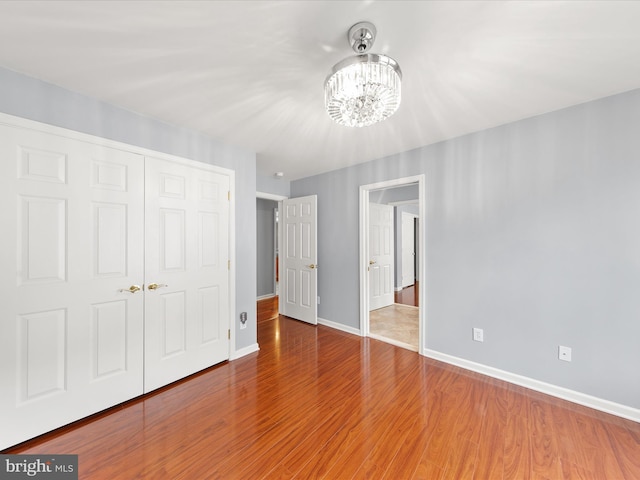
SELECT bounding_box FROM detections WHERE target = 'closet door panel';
[144,157,230,392]
[0,124,145,450]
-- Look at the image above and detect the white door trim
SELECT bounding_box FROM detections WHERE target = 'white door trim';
[256,191,287,202]
[256,192,287,317]
[359,175,426,356]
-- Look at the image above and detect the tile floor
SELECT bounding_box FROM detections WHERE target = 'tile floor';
[369,303,419,351]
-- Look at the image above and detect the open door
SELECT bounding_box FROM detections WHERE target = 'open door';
[281,195,318,325]
[369,202,395,310]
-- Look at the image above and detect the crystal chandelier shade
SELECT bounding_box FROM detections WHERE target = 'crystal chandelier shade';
[324,22,402,128]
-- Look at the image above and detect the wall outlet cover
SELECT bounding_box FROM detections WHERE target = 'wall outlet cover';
[473,328,484,342]
[559,345,572,362]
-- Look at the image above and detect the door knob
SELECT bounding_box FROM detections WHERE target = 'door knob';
[119,285,141,294]
[369,260,376,265]
[307,264,318,269]
[147,283,168,290]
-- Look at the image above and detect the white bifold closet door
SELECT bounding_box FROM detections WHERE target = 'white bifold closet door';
[0,120,230,450]
[143,156,230,392]
[0,124,146,449]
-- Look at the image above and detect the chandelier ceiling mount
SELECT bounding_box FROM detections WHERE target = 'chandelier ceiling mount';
[324,21,402,128]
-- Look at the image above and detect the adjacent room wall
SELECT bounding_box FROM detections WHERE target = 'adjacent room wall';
[291,88,640,410]
[257,198,277,298]
[0,66,258,352]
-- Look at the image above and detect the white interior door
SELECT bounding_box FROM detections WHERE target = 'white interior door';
[144,156,230,392]
[281,195,317,325]
[401,212,417,288]
[0,124,145,450]
[369,203,395,310]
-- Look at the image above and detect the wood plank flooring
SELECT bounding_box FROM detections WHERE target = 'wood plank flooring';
[257,295,279,324]
[395,281,419,307]
[5,313,640,479]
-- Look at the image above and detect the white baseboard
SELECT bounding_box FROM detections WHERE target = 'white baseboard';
[369,333,418,352]
[318,317,362,336]
[424,349,640,424]
[257,294,276,301]
[230,343,260,360]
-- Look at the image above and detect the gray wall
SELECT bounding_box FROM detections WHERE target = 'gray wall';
[256,198,277,297]
[292,88,640,409]
[0,66,258,351]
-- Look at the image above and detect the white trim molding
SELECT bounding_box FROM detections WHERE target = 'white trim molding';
[257,294,276,301]
[359,174,426,356]
[256,191,288,201]
[318,318,361,336]
[230,343,260,360]
[369,333,418,352]
[424,349,640,424]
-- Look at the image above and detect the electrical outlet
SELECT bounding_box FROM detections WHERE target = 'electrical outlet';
[240,311,247,330]
[559,345,572,362]
[472,328,484,342]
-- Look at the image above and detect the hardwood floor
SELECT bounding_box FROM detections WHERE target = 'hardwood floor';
[257,295,279,323]
[5,314,640,479]
[395,281,419,307]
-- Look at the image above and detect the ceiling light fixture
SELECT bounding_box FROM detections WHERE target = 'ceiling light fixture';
[324,22,402,128]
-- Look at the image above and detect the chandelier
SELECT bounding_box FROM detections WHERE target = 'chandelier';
[325,22,402,128]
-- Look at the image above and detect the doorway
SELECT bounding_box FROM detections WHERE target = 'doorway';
[256,192,286,326]
[255,192,319,326]
[360,175,425,354]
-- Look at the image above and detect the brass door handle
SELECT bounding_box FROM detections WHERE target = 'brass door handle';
[307,264,318,269]
[369,260,376,265]
[148,283,168,290]
[119,285,141,294]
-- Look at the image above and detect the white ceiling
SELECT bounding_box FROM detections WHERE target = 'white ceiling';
[1,1,639,181]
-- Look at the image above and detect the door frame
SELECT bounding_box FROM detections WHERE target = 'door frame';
[256,191,287,310]
[359,175,426,355]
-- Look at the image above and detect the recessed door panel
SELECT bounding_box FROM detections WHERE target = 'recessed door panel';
[286,268,296,304]
[160,173,185,199]
[92,161,127,191]
[160,209,186,271]
[199,180,219,202]
[286,222,296,258]
[18,146,66,184]
[161,291,186,357]
[94,203,127,277]
[200,212,219,267]
[18,196,66,285]
[18,309,67,403]
[199,286,220,344]
[91,300,127,379]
